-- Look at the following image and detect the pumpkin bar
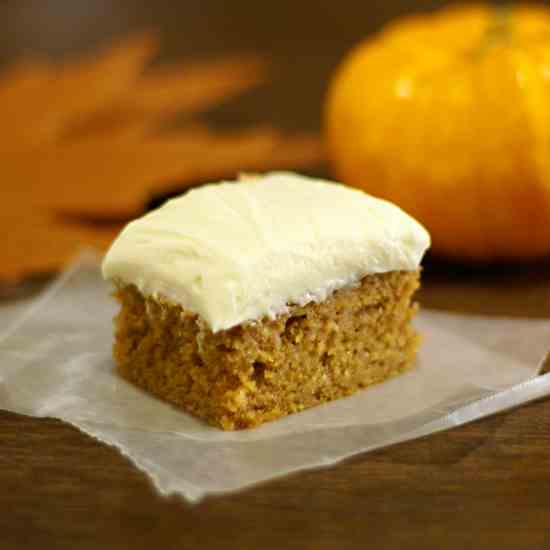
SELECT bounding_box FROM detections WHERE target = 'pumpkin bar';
[102,172,430,429]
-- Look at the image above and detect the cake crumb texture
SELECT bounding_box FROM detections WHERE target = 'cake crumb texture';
[113,271,420,430]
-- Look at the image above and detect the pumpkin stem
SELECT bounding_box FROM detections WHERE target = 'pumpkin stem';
[474,5,513,57]
[486,5,512,43]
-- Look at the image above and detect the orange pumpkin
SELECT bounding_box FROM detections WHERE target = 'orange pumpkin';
[325,4,550,261]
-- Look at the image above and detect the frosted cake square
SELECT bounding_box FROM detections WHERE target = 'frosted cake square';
[102,172,430,429]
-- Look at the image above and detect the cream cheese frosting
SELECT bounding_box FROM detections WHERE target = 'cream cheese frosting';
[102,172,430,332]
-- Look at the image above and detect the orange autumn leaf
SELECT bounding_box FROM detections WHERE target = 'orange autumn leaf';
[0,33,158,147]
[1,128,322,281]
[62,55,266,142]
[128,55,266,116]
[0,32,324,283]
[3,128,323,218]
[2,213,123,281]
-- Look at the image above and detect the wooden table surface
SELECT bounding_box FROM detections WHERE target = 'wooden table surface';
[2,1,550,548]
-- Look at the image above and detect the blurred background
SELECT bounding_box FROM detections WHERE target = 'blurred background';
[0,0,449,132]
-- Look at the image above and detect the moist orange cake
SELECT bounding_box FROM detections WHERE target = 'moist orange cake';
[102,172,430,429]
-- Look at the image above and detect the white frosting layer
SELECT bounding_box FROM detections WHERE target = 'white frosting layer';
[102,172,430,332]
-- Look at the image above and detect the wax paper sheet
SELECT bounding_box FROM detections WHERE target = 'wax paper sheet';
[1,251,549,502]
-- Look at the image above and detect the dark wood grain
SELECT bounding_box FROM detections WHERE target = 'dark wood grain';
[3,397,550,550]
[2,0,550,548]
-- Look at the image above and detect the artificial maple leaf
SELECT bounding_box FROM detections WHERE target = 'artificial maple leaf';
[2,128,323,280]
[0,33,158,147]
[62,55,265,142]
[0,32,324,283]
[3,127,321,215]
